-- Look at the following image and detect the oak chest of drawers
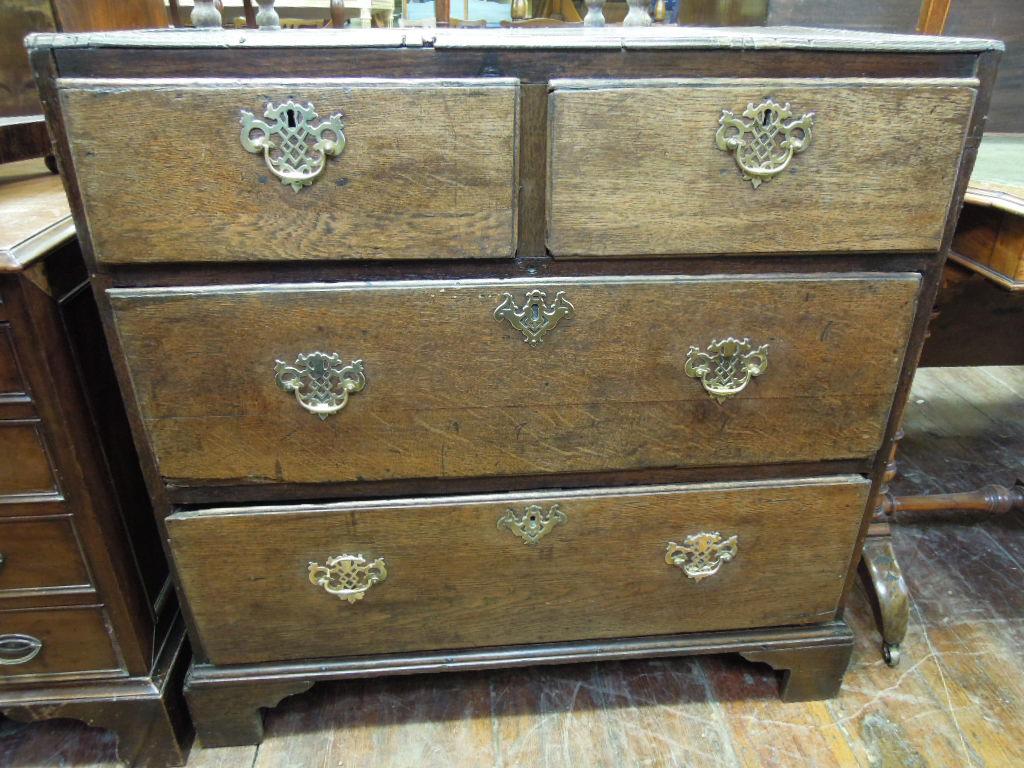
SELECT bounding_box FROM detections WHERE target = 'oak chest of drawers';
[28,24,1001,748]
[0,161,190,765]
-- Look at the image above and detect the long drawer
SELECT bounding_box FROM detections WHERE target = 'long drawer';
[109,274,918,486]
[167,477,869,665]
[60,78,520,264]
[547,78,976,256]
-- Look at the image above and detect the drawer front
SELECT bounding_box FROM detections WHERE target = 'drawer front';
[167,477,869,665]
[0,606,120,680]
[0,518,91,595]
[548,78,976,256]
[0,324,27,399]
[0,422,57,496]
[110,274,918,486]
[60,78,519,264]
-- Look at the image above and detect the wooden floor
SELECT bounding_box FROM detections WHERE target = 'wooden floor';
[1,366,1022,768]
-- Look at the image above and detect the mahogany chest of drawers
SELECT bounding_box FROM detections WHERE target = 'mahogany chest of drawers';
[0,161,190,765]
[28,25,1000,749]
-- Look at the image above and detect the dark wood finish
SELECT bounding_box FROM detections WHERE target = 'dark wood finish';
[920,261,1024,366]
[739,636,854,702]
[60,79,520,264]
[516,83,547,258]
[0,162,189,765]
[0,422,56,495]
[110,275,918,487]
[26,26,1000,746]
[0,606,119,678]
[184,621,854,747]
[49,0,168,32]
[0,118,50,166]
[168,478,868,664]
[3,618,192,768]
[0,517,91,594]
[184,679,314,748]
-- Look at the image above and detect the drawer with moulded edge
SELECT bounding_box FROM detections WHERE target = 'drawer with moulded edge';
[107,273,919,488]
[58,77,520,264]
[547,77,977,257]
[0,606,120,681]
[166,476,870,665]
[0,516,92,597]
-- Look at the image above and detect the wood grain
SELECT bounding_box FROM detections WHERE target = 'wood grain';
[0,422,57,495]
[0,606,119,679]
[547,78,976,256]
[109,274,918,486]
[0,323,27,396]
[1,367,1019,767]
[60,79,519,265]
[166,477,868,665]
[0,517,91,594]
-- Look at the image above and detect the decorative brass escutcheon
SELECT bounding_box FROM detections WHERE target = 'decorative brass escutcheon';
[497,504,567,545]
[715,98,814,188]
[685,337,768,403]
[240,100,346,192]
[275,352,365,420]
[308,554,388,603]
[494,290,574,345]
[665,532,738,582]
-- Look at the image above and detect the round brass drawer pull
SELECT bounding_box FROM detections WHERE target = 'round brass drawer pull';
[308,554,387,604]
[0,633,43,666]
[715,98,814,188]
[665,532,738,582]
[685,337,768,403]
[274,352,365,421]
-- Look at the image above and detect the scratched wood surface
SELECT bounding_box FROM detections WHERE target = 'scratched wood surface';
[1,365,1021,767]
[60,79,519,264]
[109,275,918,486]
[168,479,867,665]
[547,79,976,257]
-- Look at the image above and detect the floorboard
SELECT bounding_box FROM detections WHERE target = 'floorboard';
[1,366,1021,768]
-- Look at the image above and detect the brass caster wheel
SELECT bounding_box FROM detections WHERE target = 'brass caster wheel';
[883,642,901,667]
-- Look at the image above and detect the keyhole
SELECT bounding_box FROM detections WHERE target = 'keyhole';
[762,110,771,127]
[286,109,296,128]
[532,305,540,322]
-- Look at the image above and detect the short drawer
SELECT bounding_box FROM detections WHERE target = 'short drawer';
[0,606,120,680]
[110,274,918,486]
[0,517,91,595]
[60,78,519,264]
[167,477,869,665]
[547,78,976,256]
[0,422,57,496]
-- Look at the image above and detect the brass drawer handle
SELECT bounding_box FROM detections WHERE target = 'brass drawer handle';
[275,352,365,421]
[665,532,738,582]
[495,290,574,345]
[0,634,43,666]
[308,554,388,604]
[715,98,814,188]
[497,504,566,545]
[240,100,346,192]
[685,337,768,403]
